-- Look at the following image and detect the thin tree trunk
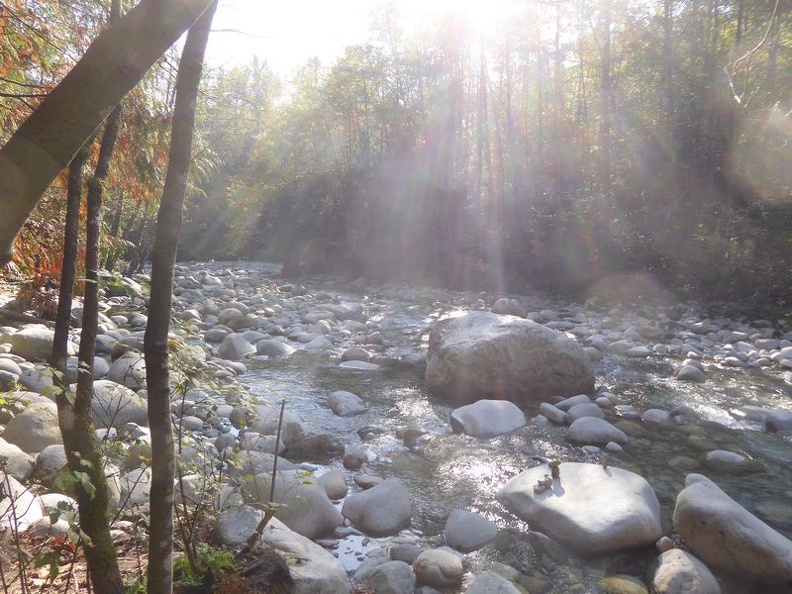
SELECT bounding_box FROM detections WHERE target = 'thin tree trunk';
[0,0,214,264]
[145,3,217,594]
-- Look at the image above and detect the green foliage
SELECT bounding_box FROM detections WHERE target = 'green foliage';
[173,544,235,587]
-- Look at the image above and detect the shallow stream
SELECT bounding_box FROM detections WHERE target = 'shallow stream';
[236,277,792,588]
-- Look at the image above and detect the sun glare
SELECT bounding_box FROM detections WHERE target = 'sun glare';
[207,0,525,72]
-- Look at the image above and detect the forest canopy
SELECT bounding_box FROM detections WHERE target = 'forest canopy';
[2,0,791,308]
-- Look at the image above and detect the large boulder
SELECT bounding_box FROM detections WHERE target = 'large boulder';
[1,401,62,454]
[259,518,350,594]
[673,473,792,583]
[0,475,43,533]
[443,508,498,552]
[245,470,343,540]
[9,326,58,361]
[87,380,148,429]
[425,312,594,405]
[497,462,662,554]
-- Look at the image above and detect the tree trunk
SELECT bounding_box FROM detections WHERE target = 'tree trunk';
[0,0,214,265]
[145,3,217,594]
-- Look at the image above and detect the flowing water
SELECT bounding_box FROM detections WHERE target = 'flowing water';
[236,280,792,588]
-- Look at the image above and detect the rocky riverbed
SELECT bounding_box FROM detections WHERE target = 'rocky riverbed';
[2,261,792,594]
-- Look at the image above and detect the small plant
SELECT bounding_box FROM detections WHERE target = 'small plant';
[173,543,235,587]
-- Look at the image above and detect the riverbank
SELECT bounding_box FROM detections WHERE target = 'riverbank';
[2,261,792,593]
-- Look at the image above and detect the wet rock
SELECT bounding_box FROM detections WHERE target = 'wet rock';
[412,548,464,589]
[425,312,595,405]
[704,449,754,472]
[651,549,721,594]
[342,479,412,536]
[327,390,367,417]
[339,360,380,371]
[565,417,629,446]
[356,560,415,594]
[539,402,567,424]
[598,574,649,594]
[286,433,344,461]
[676,364,706,383]
[343,446,368,470]
[466,571,521,594]
[674,473,792,583]
[443,508,498,553]
[449,399,526,438]
[498,462,662,554]
[255,339,296,358]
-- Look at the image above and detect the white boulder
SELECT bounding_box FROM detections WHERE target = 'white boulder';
[450,399,526,438]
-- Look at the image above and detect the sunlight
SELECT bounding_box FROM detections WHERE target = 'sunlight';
[396,0,523,40]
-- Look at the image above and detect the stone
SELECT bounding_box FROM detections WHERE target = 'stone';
[539,402,567,424]
[342,479,412,536]
[259,518,350,594]
[565,417,629,446]
[412,548,464,588]
[1,401,62,454]
[214,505,264,547]
[651,549,721,594]
[245,470,343,539]
[598,574,649,594]
[255,339,296,358]
[565,401,605,423]
[497,462,662,554]
[704,450,753,472]
[88,380,147,429]
[9,326,58,361]
[217,333,256,360]
[673,473,792,583]
[32,444,68,486]
[356,560,415,594]
[0,436,34,480]
[317,469,348,500]
[106,351,146,390]
[466,571,522,594]
[642,409,671,424]
[338,360,380,371]
[327,390,367,417]
[491,298,528,318]
[0,475,43,532]
[286,433,344,461]
[443,508,498,552]
[450,399,526,438]
[425,311,594,405]
[676,364,706,383]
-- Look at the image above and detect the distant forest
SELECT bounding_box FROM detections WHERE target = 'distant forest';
[3,0,792,308]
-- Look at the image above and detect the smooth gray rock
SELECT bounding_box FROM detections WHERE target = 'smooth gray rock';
[87,379,147,429]
[327,390,367,417]
[676,364,706,383]
[0,474,43,532]
[450,399,526,438]
[652,549,721,594]
[246,470,343,540]
[565,401,605,423]
[412,548,464,588]
[356,560,415,594]
[317,469,348,500]
[1,401,61,454]
[673,473,792,583]
[466,571,522,594]
[214,505,264,547]
[498,462,662,554]
[217,333,256,360]
[0,436,34,480]
[9,326,57,361]
[491,298,528,318]
[342,479,412,536]
[539,402,567,424]
[425,312,594,405]
[259,517,350,594]
[565,416,629,446]
[443,508,498,552]
[255,339,296,358]
[106,351,146,390]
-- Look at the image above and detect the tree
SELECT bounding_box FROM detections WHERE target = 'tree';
[0,0,215,266]
[144,2,218,593]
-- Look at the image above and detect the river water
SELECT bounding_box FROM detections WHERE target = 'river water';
[231,270,792,589]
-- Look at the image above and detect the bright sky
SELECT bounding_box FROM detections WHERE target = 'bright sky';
[204,0,525,75]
